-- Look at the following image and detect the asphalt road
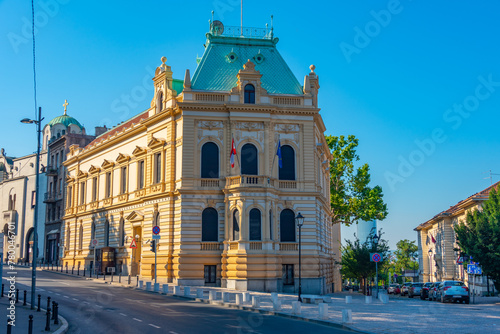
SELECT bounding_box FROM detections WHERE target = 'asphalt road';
[3,267,355,334]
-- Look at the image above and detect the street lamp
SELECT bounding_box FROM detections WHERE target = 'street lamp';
[372,233,379,298]
[21,107,44,309]
[296,212,304,302]
[428,248,433,282]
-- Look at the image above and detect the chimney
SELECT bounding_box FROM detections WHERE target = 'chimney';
[95,125,107,137]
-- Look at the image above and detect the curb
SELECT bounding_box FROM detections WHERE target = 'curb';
[23,302,69,334]
[41,269,367,333]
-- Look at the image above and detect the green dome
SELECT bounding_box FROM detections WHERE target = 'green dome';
[47,114,83,129]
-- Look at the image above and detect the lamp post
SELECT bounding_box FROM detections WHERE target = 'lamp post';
[296,212,304,302]
[372,233,379,298]
[428,249,433,282]
[21,107,43,309]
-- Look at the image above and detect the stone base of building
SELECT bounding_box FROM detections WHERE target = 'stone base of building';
[175,278,206,286]
[282,277,326,295]
[223,278,281,292]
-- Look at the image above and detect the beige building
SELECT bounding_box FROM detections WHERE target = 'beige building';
[415,181,499,295]
[61,22,341,294]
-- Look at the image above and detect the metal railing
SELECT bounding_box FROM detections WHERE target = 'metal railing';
[215,25,273,39]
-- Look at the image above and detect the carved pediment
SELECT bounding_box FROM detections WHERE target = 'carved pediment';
[126,210,144,222]
[148,137,165,149]
[66,176,75,183]
[77,170,88,178]
[132,146,147,156]
[88,165,100,174]
[116,153,131,164]
[101,159,114,169]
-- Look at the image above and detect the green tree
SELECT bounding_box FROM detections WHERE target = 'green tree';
[393,239,419,281]
[454,188,500,292]
[326,135,388,226]
[340,230,390,294]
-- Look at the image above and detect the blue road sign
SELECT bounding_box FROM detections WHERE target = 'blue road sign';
[467,264,482,275]
[370,253,382,262]
[153,225,160,235]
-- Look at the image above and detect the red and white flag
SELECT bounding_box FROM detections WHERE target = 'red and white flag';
[431,234,436,244]
[230,138,237,168]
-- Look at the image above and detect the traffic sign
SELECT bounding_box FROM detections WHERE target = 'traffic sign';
[370,253,382,262]
[467,264,482,275]
[152,235,161,240]
[457,256,463,264]
[92,239,98,248]
[130,238,137,249]
[153,226,160,235]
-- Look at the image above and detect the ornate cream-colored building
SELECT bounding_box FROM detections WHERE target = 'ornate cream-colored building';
[62,22,340,294]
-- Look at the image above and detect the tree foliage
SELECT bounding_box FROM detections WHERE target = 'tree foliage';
[326,135,388,226]
[340,230,390,283]
[454,187,500,291]
[394,239,419,274]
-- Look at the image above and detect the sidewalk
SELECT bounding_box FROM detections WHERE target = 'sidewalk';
[43,268,500,333]
[0,289,67,334]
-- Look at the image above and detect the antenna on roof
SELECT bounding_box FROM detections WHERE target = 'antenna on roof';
[241,0,243,35]
[483,170,500,185]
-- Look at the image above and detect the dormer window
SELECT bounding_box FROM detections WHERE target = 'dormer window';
[244,84,255,104]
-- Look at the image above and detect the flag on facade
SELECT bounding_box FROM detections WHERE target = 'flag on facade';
[230,138,237,168]
[276,139,282,168]
[431,233,436,243]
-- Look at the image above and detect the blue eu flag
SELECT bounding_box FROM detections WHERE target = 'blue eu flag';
[277,140,282,168]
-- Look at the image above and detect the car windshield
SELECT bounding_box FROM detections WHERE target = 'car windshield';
[413,283,423,287]
[444,281,464,286]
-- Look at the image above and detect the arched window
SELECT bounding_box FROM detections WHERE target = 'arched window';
[244,84,255,104]
[104,220,110,247]
[269,209,273,240]
[249,208,261,241]
[232,210,240,241]
[156,91,163,114]
[119,218,125,247]
[279,145,295,180]
[201,142,219,178]
[202,208,218,242]
[280,209,296,242]
[241,143,258,175]
[78,224,83,249]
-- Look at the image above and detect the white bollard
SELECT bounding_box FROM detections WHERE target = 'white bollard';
[272,298,281,311]
[154,283,160,292]
[222,292,230,302]
[235,293,243,305]
[209,290,217,301]
[145,282,152,291]
[184,287,191,297]
[271,292,278,302]
[243,292,251,303]
[318,303,328,320]
[342,309,353,324]
[365,295,372,304]
[292,301,301,315]
[173,286,181,295]
[138,280,144,289]
[345,296,352,304]
[252,296,260,308]
[322,296,332,303]
[380,294,389,304]
[162,284,169,294]
[196,288,204,299]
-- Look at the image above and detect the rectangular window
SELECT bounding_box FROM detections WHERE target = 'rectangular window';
[92,177,98,202]
[121,166,127,194]
[67,186,72,208]
[154,153,162,184]
[105,172,112,198]
[138,160,144,189]
[79,181,85,205]
[282,264,294,285]
[31,191,36,208]
[204,265,216,284]
[55,153,59,167]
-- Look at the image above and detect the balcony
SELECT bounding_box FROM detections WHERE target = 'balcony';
[44,192,62,203]
[226,175,272,189]
[45,166,58,176]
[200,242,222,251]
[279,243,298,251]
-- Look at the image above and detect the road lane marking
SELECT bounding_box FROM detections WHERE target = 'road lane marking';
[63,296,69,299]
[169,331,179,334]
[149,324,161,329]
[95,305,103,308]
[72,298,79,301]
[60,282,70,286]
[119,313,127,317]
[55,293,60,296]
[133,318,143,322]
[38,288,45,291]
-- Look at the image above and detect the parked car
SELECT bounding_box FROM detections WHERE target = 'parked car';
[436,281,469,304]
[420,282,434,300]
[400,283,411,296]
[408,282,423,298]
[428,282,442,301]
[387,284,400,294]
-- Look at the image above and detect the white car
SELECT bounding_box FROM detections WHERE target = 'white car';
[436,281,469,304]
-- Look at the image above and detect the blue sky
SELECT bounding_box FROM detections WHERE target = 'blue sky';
[2,0,500,249]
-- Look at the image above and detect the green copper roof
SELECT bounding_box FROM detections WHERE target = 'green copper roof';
[47,114,83,129]
[172,79,184,95]
[191,34,303,95]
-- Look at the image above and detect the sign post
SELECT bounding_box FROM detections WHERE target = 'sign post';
[467,264,482,304]
[370,253,382,298]
[152,226,160,284]
[92,239,98,276]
